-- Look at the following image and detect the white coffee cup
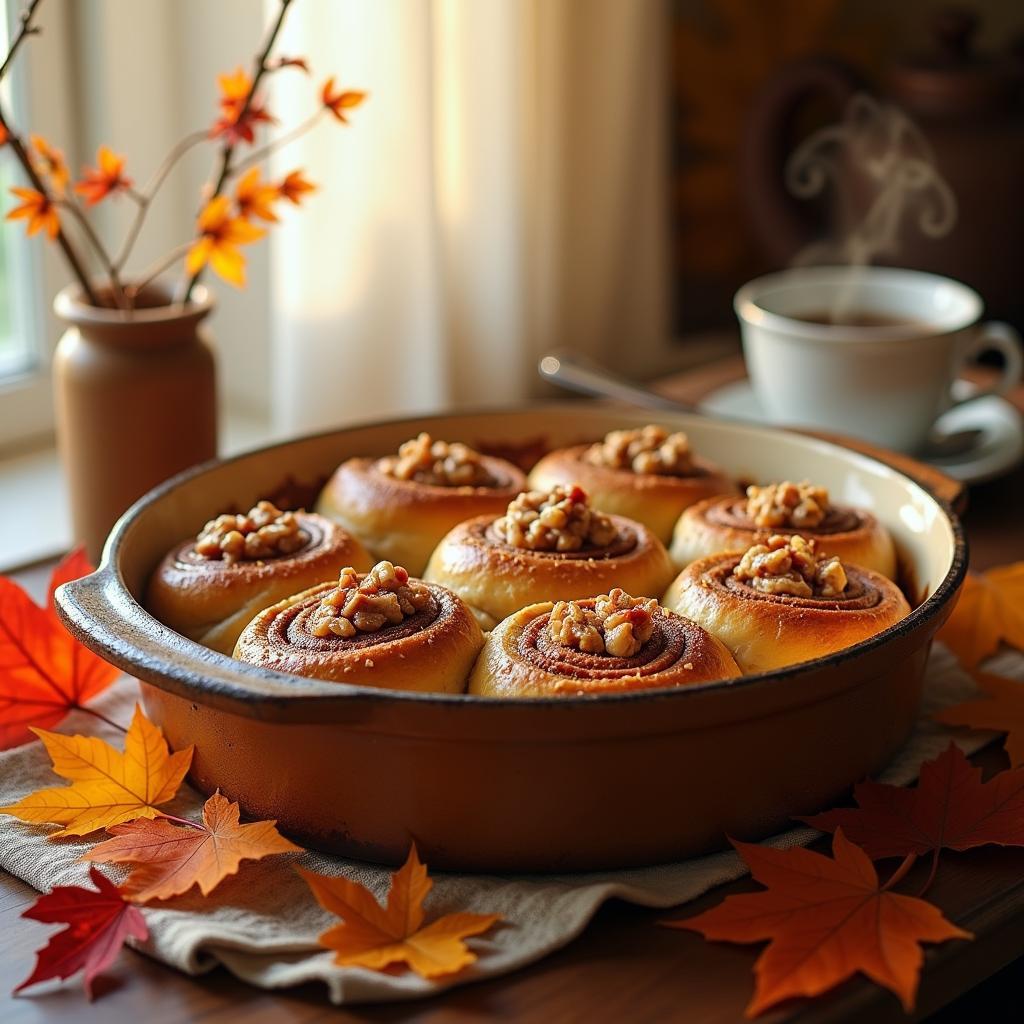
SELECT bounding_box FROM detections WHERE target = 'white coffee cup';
[734,266,1023,453]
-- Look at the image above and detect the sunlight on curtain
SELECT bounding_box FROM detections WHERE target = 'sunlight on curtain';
[268,0,668,435]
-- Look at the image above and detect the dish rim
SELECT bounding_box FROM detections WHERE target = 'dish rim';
[58,402,970,713]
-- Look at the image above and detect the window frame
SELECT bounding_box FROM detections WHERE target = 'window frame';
[0,3,77,453]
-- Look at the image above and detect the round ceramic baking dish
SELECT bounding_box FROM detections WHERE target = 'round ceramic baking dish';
[55,406,967,872]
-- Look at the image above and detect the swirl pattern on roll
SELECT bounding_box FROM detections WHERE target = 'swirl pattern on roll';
[233,573,483,693]
[468,597,741,697]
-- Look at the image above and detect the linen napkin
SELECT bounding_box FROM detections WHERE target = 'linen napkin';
[0,644,1010,1005]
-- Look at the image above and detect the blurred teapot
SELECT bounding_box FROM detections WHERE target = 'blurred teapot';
[742,9,1024,325]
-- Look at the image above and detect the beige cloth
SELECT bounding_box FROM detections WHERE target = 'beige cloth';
[0,645,1010,1005]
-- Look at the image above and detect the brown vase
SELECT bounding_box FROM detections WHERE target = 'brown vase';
[53,283,217,563]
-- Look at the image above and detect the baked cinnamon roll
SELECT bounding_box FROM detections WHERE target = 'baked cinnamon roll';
[469,588,740,697]
[234,561,483,692]
[528,425,736,542]
[316,433,527,574]
[146,500,373,655]
[424,484,676,624]
[669,480,897,578]
[664,534,911,673]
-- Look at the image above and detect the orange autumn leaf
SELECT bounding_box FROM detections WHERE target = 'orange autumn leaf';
[665,830,969,1017]
[0,704,193,837]
[0,123,8,145]
[935,671,1024,767]
[185,195,264,288]
[298,845,501,978]
[87,791,300,903]
[30,134,70,194]
[277,169,316,206]
[7,186,59,239]
[74,145,132,205]
[211,66,275,145]
[321,78,367,123]
[937,563,1024,667]
[0,548,118,749]
[234,166,279,223]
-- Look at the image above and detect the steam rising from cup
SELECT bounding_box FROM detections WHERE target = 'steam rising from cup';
[785,93,957,322]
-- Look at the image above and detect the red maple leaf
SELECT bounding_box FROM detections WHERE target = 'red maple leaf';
[803,743,1024,870]
[16,866,148,999]
[0,548,119,749]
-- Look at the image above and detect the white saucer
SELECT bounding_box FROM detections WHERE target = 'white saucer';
[698,380,1024,485]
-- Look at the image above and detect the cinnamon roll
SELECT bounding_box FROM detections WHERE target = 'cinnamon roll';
[469,588,740,697]
[424,484,676,624]
[234,561,483,692]
[315,433,527,574]
[146,500,373,655]
[669,480,897,578]
[528,425,736,542]
[664,535,911,673]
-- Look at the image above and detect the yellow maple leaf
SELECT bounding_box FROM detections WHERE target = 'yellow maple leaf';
[0,705,192,837]
[298,845,501,978]
[938,563,1024,668]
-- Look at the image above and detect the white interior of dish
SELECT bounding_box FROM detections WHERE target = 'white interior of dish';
[111,406,956,617]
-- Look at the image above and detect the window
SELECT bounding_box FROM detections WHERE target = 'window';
[0,1,73,451]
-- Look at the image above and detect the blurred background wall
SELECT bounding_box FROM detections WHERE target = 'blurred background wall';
[31,0,1024,436]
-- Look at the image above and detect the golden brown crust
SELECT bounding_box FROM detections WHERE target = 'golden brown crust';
[663,552,911,673]
[528,443,736,542]
[145,512,373,655]
[469,599,740,697]
[315,455,527,575]
[233,577,483,693]
[669,495,897,578]
[424,513,676,623]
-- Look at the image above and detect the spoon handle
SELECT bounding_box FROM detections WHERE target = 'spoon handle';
[537,351,694,412]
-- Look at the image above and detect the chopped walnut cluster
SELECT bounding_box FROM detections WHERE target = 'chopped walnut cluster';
[746,480,830,529]
[585,424,695,476]
[548,589,657,658]
[732,534,847,598]
[493,484,618,552]
[309,560,433,638]
[194,500,309,564]
[377,433,494,487]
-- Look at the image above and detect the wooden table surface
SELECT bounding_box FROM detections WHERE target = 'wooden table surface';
[3,357,1024,1023]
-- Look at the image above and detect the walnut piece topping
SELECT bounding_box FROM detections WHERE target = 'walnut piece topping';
[549,589,658,658]
[309,560,433,638]
[746,480,830,529]
[732,534,847,598]
[194,500,309,564]
[377,432,495,487]
[493,484,618,552]
[584,424,695,476]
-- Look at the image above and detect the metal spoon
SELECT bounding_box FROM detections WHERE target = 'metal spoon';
[537,351,981,460]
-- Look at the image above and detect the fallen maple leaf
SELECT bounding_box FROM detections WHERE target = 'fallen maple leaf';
[16,866,147,999]
[0,704,192,837]
[938,563,1024,667]
[935,671,1024,767]
[0,548,119,749]
[803,743,1024,865]
[665,830,970,1017]
[298,844,500,978]
[87,791,300,902]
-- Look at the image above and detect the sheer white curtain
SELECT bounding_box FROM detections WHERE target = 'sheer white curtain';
[268,0,669,435]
